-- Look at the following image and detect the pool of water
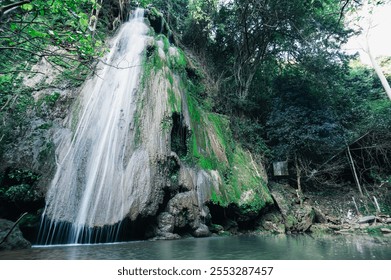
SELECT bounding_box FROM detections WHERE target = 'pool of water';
[1,234,390,260]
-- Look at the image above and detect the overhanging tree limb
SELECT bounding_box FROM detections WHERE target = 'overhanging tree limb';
[0,0,31,19]
[0,212,28,246]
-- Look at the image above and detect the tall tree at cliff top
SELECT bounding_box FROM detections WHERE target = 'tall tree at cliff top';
[209,0,352,109]
[347,0,391,100]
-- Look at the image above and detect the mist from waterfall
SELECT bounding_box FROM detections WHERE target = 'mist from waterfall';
[38,9,150,245]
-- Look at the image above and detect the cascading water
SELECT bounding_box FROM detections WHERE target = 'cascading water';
[38,9,150,245]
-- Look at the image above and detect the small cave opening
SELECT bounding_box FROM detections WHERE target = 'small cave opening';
[157,187,174,214]
[35,215,156,245]
[146,44,156,58]
[207,203,260,232]
[170,113,188,158]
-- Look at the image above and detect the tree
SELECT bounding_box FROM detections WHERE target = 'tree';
[346,0,391,100]
[210,0,353,102]
[0,0,110,157]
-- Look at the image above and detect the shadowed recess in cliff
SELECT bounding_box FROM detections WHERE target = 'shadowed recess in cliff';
[37,9,150,245]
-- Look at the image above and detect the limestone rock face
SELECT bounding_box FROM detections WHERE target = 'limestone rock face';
[167,192,200,230]
[0,219,31,251]
[157,212,175,233]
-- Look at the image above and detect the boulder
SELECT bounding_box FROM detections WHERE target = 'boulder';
[192,223,211,237]
[167,191,200,230]
[178,166,194,191]
[0,219,31,251]
[358,216,377,224]
[258,211,285,233]
[313,207,327,223]
[209,224,224,234]
[157,212,175,233]
[380,228,391,234]
[294,205,315,232]
[270,184,315,233]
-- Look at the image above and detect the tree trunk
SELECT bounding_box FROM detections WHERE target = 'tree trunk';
[367,43,391,101]
[347,145,364,197]
[0,212,28,246]
[295,155,303,206]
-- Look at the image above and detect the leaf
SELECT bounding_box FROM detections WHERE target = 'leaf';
[28,28,47,38]
[79,14,89,29]
[21,3,34,11]
[10,23,18,31]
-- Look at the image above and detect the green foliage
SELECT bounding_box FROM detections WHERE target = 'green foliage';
[266,64,346,161]
[0,169,41,205]
[44,92,61,106]
[4,184,40,203]
[0,0,113,159]
[146,0,190,36]
[6,169,40,183]
[168,48,187,71]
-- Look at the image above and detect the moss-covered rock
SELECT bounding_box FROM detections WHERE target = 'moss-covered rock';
[143,28,273,226]
[270,183,316,233]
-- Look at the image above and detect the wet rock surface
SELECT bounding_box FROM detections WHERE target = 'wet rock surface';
[0,219,31,251]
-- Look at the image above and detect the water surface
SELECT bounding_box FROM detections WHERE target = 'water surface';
[1,234,390,260]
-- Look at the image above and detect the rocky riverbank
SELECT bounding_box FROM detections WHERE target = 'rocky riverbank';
[206,182,391,239]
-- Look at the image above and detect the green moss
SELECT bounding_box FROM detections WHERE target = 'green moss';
[169,48,187,71]
[166,72,174,85]
[137,32,272,216]
[149,7,163,19]
[285,214,298,229]
[367,226,391,236]
[157,34,170,53]
[209,146,272,213]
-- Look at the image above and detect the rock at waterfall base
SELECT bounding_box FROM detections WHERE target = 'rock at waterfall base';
[0,219,31,251]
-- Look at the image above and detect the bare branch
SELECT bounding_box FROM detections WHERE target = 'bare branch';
[0,0,31,19]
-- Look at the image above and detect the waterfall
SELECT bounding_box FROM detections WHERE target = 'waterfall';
[38,9,149,245]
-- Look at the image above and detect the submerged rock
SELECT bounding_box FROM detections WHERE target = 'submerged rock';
[0,219,31,251]
[152,232,181,240]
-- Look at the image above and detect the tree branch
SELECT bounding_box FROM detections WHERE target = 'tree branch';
[0,0,31,18]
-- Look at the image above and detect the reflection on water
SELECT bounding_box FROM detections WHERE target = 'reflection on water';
[1,234,390,260]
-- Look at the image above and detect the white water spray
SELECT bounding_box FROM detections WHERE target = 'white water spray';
[39,9,150,244]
